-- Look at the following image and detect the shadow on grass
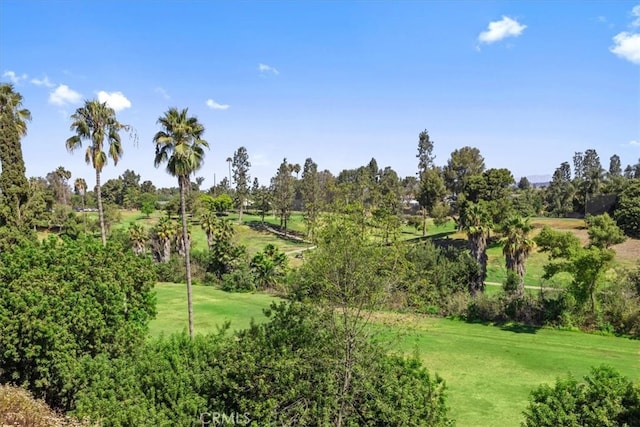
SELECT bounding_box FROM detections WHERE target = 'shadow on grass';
[464,319,541,334]
[500,323,541,334]
[404,231,459,244]
[244,221,309,243]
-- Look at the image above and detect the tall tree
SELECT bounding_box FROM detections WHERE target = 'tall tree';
[458,201,492,295]
[232,146,251,222]
[499,215,536,296]
[49,166,72,206]
[608,154,622,178]
[153,107,208,338]
[416,129,435,174]
[416,130,443,235]
[582,149,604,214]
[66,100,130,245]
[301,157,321,236]
[73,177,87,228]
[546,162,574,217]
[226,156,232,184]
[0,83,32,234]
[443,146,485,198]
[271,158,295,232]
[128,223,147,255]
[573,151,584,180]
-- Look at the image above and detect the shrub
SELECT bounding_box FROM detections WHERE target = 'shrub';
[523,365,640,426]
[0,237,156,410]
[71,302,453,426]
[221,264,255,292]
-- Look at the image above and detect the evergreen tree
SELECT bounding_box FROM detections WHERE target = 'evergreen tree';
[0,83,34,245]
[232,146,251,222]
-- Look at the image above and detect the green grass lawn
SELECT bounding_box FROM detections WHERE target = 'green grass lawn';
[151,284,640,427]
[149,283,277,337]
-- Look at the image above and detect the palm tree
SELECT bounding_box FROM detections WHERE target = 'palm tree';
[128,223,147,255]
[459,202,492,296]
[226,156,232,185]
[151,217,175,263]
[54,166,72,206]
[154,107,208,338]
[66,100,129,246]
[74,177,87,230]
[499,215,536,297]
[0,83,31,136]
[200,210,218,249]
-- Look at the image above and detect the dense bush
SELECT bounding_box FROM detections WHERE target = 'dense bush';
[0,237,156,410]
[70,302,452,426]
[402,241,478,315]
[614,181,640,238]
[523,365,640,426]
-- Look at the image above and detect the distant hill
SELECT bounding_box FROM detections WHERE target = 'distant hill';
[524,174,551,187]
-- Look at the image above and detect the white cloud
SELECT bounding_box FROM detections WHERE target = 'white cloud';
[610,32,640,64]
[632,5,640,27]
[258,63,279,75]
[49,84,82,106]
[31,75,55,87]
[97,91,132,112]
[3,70,28,84]
[478,16,527,44]
[625,140,640,147]
[155,87,170,99]
[206,98,230,110]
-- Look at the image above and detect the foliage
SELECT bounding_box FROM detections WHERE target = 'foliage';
[0,83,34,238]
[203,216,246,279]
[221,263,255,292]
[498,215,536,296]
[250,244,288,290]
[443,146,485,197]
[0,237,156,410]
[301,157,322,236]
[522,365,640,427]
[232,146,251,221]
[586,213,626,249]
[139,192,157,217]
[536,226,615,314]
[66,100,130,246]
[615,181,640,238]
[71,302,452,426]
[271,158,295,230]
[458,201,492,295]
[402,241,478,315]
[546,162,574,217]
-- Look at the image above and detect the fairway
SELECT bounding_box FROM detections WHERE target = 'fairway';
[151,285,640,426]
[149,283,277,337]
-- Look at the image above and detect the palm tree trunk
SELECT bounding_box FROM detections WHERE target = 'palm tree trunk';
[96,169,106,246]
[180,176,194,338]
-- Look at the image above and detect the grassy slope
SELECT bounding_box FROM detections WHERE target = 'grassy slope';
[149,283,277,337]
[150,284,640,427]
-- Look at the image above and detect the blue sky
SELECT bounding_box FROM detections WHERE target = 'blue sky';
[1,1,639,188]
